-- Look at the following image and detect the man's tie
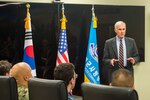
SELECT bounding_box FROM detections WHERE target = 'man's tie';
[119,39,124,68]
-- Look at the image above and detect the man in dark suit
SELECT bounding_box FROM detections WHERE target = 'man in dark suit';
[103,21,140,83]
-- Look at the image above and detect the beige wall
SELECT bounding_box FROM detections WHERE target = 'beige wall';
[1,0,150,100]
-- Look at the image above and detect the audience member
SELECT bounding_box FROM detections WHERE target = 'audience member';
[54,63,77,100]
[110,69,134,88]
[10,62,32,100]
[0,60,12,76]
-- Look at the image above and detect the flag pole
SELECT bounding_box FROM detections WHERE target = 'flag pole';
[92,4,95,17]
[25,3,30,30]
[84,4,100,84]
[62,3,65,18]
[92,4,97,28]
[26,3,30,11]
[24,3,36,76]
[60,3,67,30]
[56,3,69,66]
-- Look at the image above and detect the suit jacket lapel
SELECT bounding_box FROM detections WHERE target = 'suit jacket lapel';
[111,37,118,58]
[125,37,129,58]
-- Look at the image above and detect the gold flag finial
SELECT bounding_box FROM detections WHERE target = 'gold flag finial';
[92,5,97,28]
[26,3,30,9]
[25,3,31,29]
[60,3,67,30]
[93,17,97,28]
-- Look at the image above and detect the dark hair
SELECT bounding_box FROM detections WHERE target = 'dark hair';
[111,69,134,88]
[0,60,12,75]
[54,63,75,85]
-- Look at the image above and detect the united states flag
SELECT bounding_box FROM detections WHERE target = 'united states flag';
[56,29,69,66]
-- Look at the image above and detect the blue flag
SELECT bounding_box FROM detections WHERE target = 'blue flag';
[84,16,100,84]
[23,4,36,76]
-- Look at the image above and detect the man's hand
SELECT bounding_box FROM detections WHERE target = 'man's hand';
[127,57,135,64]
[110,59,119,66]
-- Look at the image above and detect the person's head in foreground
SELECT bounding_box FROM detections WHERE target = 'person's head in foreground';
[0,60,12,76]
[110,69,134,88]
[10,62,32,100]
[54,63,77,93]
[10,62,32,88]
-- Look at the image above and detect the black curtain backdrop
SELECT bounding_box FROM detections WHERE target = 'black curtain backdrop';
[0,2,145,95]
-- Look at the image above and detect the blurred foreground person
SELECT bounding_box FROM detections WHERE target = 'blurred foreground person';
[54,63,77,100]
[110,69,134,88]
[0,60,12,76]
[10,62,32,100]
